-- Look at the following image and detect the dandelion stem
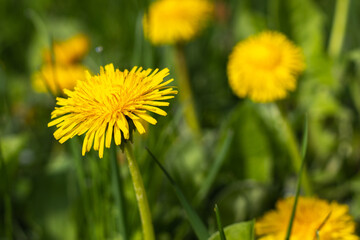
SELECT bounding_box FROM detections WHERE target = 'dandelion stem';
[328,0,350,58]
[124,143,155,240]
[268,0,280,30]
[174,44,201,137]
[49,36,61,96]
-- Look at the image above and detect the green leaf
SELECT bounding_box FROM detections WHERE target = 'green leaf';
[209,220,255,240]
[146,147,210,240]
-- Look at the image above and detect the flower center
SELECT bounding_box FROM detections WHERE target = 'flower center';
[248,44,281,70]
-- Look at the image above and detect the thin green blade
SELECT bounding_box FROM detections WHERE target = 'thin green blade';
[146,147,209,240]
[285,115,308,240]
[110,146,128,240]
[214,204,226,240]
[195,130,234,204]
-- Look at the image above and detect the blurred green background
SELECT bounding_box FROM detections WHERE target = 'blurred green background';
[1,0,360,239]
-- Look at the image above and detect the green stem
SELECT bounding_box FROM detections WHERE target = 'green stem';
[328,0,350,58]
[0,141,13,240]
[4,195,12,240]
[277,105,313,196]
[124,143,155,240]
[110,147,128,239]
[268,0,280,30]
[49,36,62,96]
[214,204,226,240]
[174,44,201,137]
[285,117,308,240]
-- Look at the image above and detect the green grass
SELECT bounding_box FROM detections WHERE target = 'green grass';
[1,0,360,239]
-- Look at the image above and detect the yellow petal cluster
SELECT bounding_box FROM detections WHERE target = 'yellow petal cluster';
[33,34,90,95]
[42,34,90,65]
[143,0,213,45]
[227,31,305,102]
[48,63,177,158]
[32,64,88,95]
[256,196,359,240]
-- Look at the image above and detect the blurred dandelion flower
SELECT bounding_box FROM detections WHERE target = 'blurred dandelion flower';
[227,31,305,102]
[43,33,89,65]
[143,0,213,45]
[32,64,88,95]
[256,196,359,240]
[48,63,177,158]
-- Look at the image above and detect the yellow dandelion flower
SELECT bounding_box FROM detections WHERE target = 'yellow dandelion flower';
[227,31,305,102]
[143,0,213,45]
[32,64,88,95]
[43,34,89,65]
[256,196,359,240]
[48,63,177,158]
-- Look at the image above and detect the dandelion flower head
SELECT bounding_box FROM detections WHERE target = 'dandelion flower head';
[143,0,213,45]
[256,196,359,240]
[48,64,177,158]
[43,33,89,65]
[227,31,305,102]
[32,64,88,95]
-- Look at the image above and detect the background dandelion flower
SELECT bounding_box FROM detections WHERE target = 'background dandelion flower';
[43,33,90,65]
[256,196,359,240]
[48,63,177,158]
[32,64,88,95]
[227,31,305,103]
[143,0,213,45]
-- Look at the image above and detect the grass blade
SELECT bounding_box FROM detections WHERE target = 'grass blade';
[195,130,234,204]
[250,219,255,240]
[300,116,309,160]
[285,115,308,240]
[110,146,128,240]
[0,139,13,240]
[146,147,210,240]
[214,204,226,240]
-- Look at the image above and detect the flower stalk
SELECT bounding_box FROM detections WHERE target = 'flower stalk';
[328,0,350,58]
[174,44,201,137]
[124,143,155,240]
